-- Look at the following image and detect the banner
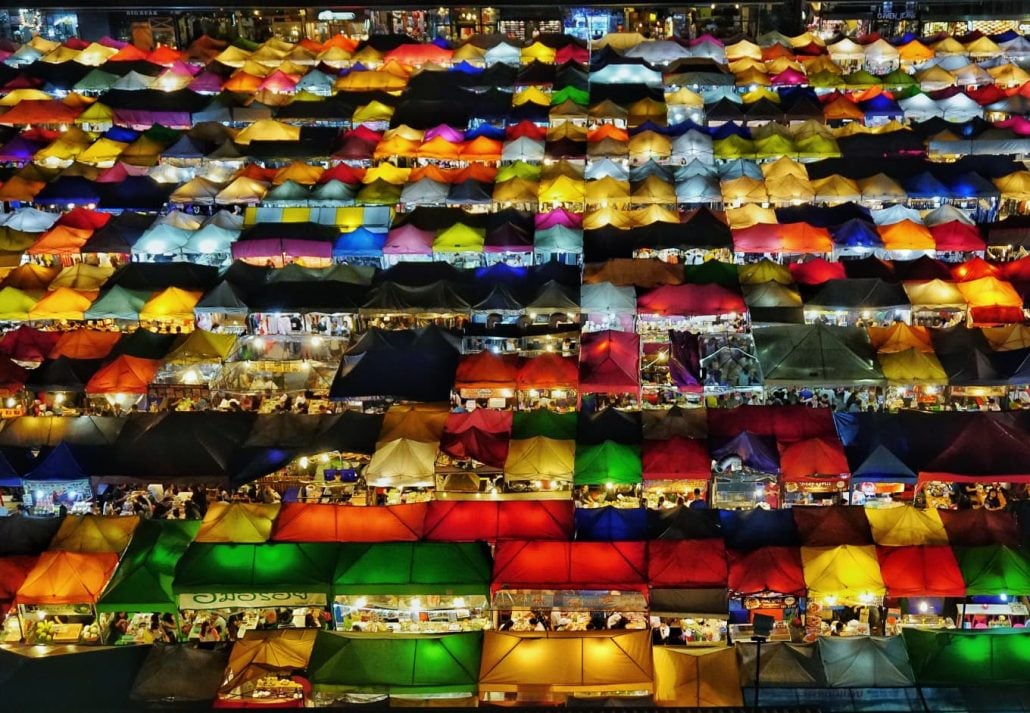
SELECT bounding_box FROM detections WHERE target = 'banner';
[178,591,326,610]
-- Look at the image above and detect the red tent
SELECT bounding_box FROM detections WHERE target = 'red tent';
[578,330,640,394]
[0,100,83,126]
[727,546,806,595]
[939,509,1020,547]
[439,409,512,468]
[506,120,547,141]
[706,406,837,441]
[270,503,427,542]
[384,43,454,64]
[789,258,846,286]
[422,501,574,542]
[516,352,579,390]
[778,437,850,480]
[0,325,61,365]
[876,545,966,598]
[317,162,367,185]
[931,222,985,253]
[491,541,647,592]
[1002,256,1030,282]
[636,284,747,316]
[0,555,37,616]
[454,350,519,391]
[642,436,710,480]
[951,256,1000,282]
[647,540,728,588]
[0,356,28,394]
[793,507,874,546]
[57,207,111,231]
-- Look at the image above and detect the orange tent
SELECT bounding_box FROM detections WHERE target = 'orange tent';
[0,555,36,615]
[867,323,934,353]
[460,136,502,162]
[877,220,935,251]
[384,44,454,64]
[780,223,833,253]
[138,287,202,322]
[951,257,1000,282]
[1,264,58,291]
[323,34,359,52]
[0,100,83,125]
[822,95,865,121]
[417,136,463,161]
[587,124,630,143]
[85,355,159,394]
[27,225,93,255]
[222,71,263,93]
[271,503,428,542]
[454,350,519,391]
[779,437,850,480]
[957,277,1024,324]
[49,329,120,359]
[27,287,95,321]
[15,550,119,605]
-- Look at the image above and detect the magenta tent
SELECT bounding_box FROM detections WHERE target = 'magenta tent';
[535,208,582,230]
[579,330,640,395]
[637,284,747,316]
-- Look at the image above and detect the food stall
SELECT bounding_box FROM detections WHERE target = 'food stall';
[727,545,806,640]
[95,519,200,644]
[954,544,1030,629]
[331,542,492,634]
[641,436,710,507]
[515,353,579,411]
[436,409,510,493]
[648,539,730,647]
[699,333,763,405]
[709,430,780,509]
[14,550,119,644]
[147,329,236,409]
[777,437,851,506]
[491,540,648,633]
[652,645,742,707]
[578,329,641,410]
[478,629,654,705]
[211,335,345,401]
[452,350,518,410]
[218,629,318,707]
[636,284,749,340]
[800,545,886,639]
[172,542,339,641]
[309,630,483,706]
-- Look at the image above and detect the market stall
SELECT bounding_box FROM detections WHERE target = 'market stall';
[652,645,742,707]
[331,542,492,635]
[218,628,317,706]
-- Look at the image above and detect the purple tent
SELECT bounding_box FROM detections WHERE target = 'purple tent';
[668,330,702,392]
[423,124,465,142]
[187,70,224,93]
[710,430,781,473]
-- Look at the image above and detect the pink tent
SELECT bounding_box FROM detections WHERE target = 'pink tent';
[383,224,434,255]
[535,207,583,230]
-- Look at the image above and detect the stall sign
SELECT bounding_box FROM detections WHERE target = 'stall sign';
[179,592,326,609]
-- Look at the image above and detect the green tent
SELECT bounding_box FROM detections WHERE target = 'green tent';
[332,542,491,596]
[512,409,577,440]
[682,260,740,289]
[843,69,880,88]
[98,519,200,613]
[817,636,914,688]
[495,161,541,183]
[551,86,590,107]
[807,70,846,89]
[73,68,119,93]
[880,69,917,89]
[85,285,151,321]
[953,545,1030,596]
[308,631,482,696]
[574,440,642,486]
[355,179,402,207]
[173,542,340,608]
[903,629,1030,686]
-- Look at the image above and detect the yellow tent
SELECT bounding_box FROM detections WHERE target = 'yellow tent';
[165,329,237,362]
[521,41,557,64]
[585,177,630,208]
[493,177,540,204]
[216,176,270,205]
[628,205,678,226]
[582,208,633,231]
[335,70,407,92]
[652,646,743,707]
[139,287,203,322]
[234,119,301,146]
[812,174,862,204]
[865,506,948,546]
[982,324,1030,351]
[725,204,777,229]
[743,86,783,104]
[867,322,934,353]
[195,502,281,543]
[478,630,654,695]
[539,175,585,205]
[362,162,410,185]
[878,348,947,384]
[801,545,886,606]
[628,131,671,162]
[721,176,769,205]
[903,279,967,309]
[351,100,395,124]
[513,86,551,107]
[221,629,318,695]
[75,138,128,166]
[272,161,324,186]
[725,40,762,61]
[49,263,114,292]
[27,287,95,321]
[317,46,354,68]
[766,175,815,204]
[665,88,704,108]
[364,438,438,488]
[738,259,793,285]
[49,514,140,554]
[594,32,646,50]
[631,175,676,205]
[214,46,252,68]
[762,156,808,181]
[452,44,486,63]
[503,437,575,482]
[0,88,52,106]
[994,171,1030,201]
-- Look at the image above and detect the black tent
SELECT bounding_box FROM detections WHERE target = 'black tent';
[130,642,230,704]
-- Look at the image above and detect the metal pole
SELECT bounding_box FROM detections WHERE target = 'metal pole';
[753,637,762,711]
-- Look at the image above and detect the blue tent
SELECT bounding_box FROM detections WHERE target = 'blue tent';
[860,94,903,120]
[831,219,884,248]
[719,508,799,551]
[24,442,90,481]
[901,171,950,200]
[332,227,386,259]
[575,506,648,541]
[710,431,780,473]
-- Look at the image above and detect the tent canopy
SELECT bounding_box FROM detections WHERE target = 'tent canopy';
[333,542,491,595]
[653,645,742,707]
[97,519,200,612]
